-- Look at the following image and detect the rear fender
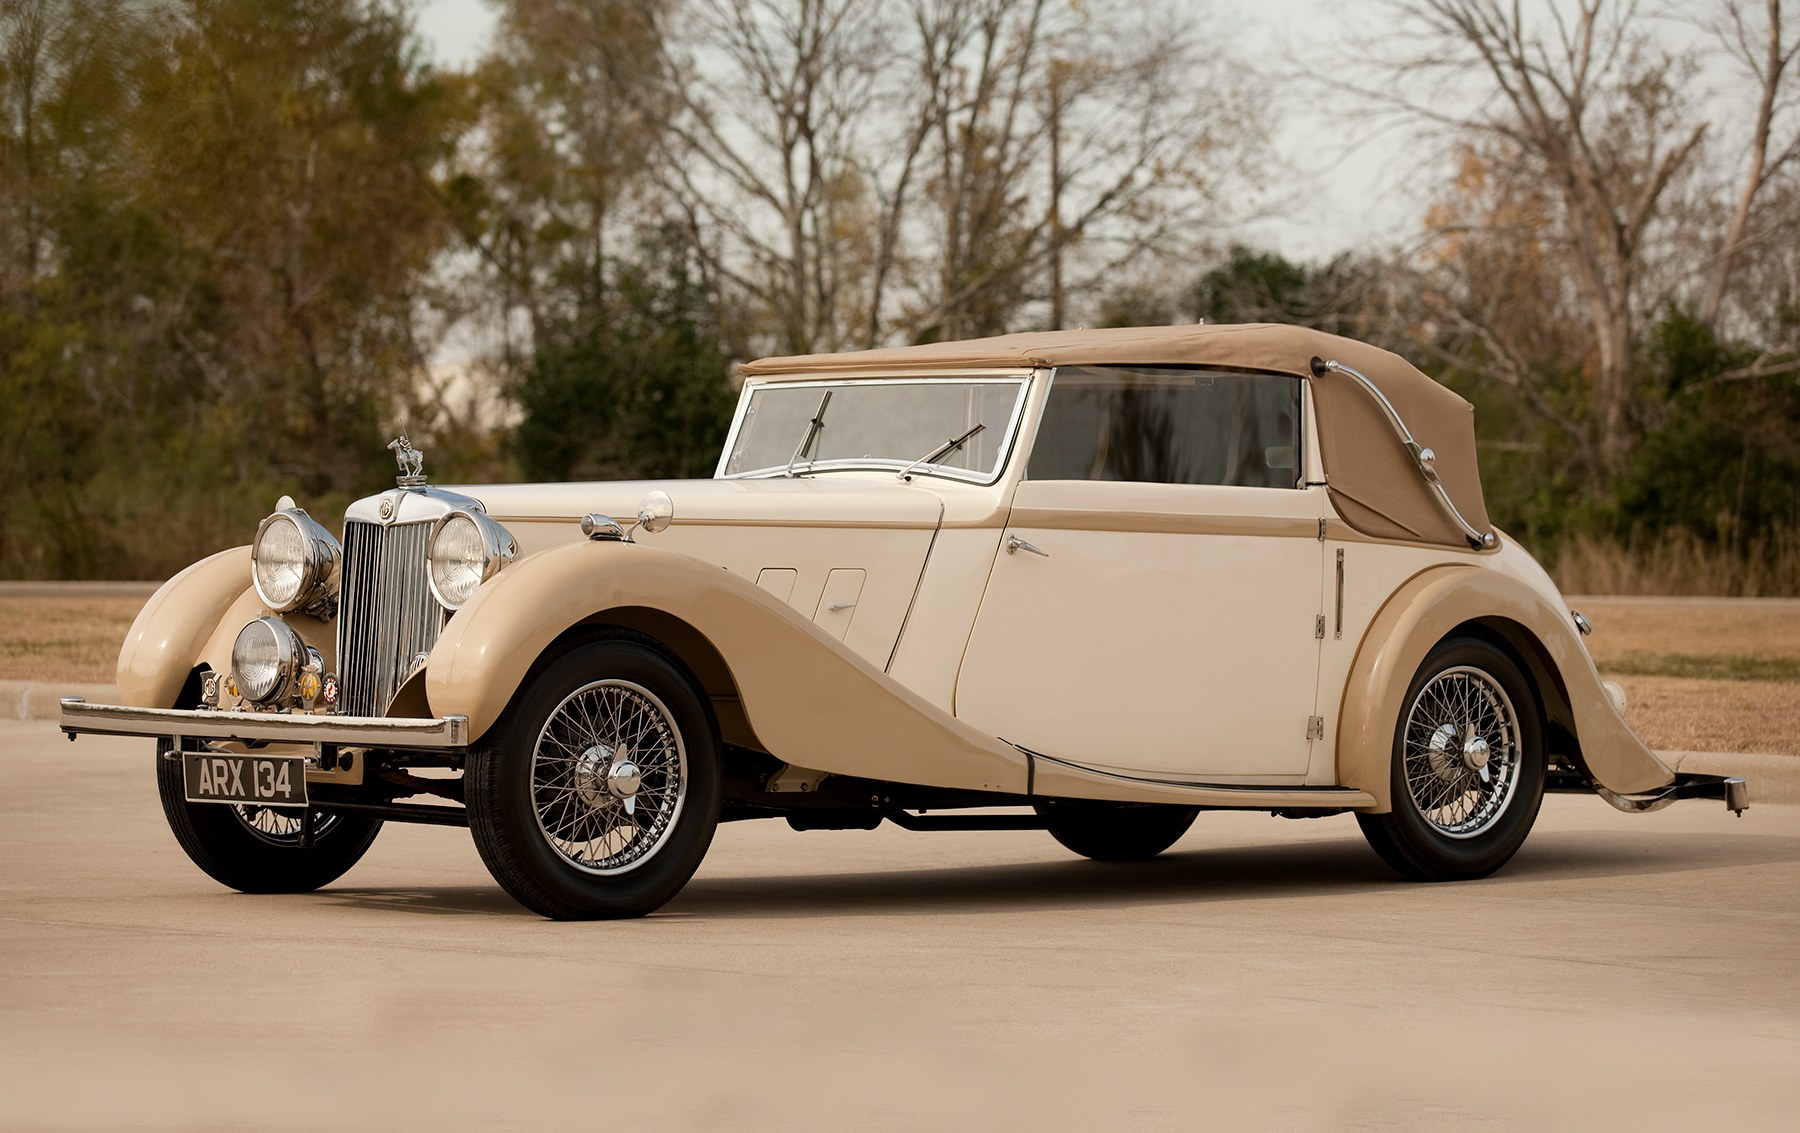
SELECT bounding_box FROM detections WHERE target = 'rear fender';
[425,540,1029,795]
[1336,566,1675,808]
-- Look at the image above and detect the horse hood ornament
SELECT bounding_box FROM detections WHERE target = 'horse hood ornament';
[388,435,426,487]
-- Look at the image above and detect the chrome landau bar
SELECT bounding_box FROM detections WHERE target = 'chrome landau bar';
[1311,356,1498,551]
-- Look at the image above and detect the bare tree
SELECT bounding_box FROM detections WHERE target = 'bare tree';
[1353,0,1707,473]
[1698,0,1800,329]
[896,0,1261,341]
[654,0,1265,354]
[650,0,888,354]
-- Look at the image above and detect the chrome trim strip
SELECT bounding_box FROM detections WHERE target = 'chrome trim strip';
[1311,357,1497,550]
[60,698,470,749]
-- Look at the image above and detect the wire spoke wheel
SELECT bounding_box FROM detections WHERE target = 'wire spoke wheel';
[155,740,382,894]
[1399,665,1522,838]
[231,805,340,847]
[1357,636,1545,882]
[466,636,721,920]
[529,679,688,876]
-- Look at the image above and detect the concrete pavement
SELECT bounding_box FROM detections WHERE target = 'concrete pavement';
[3,718,1798,1130]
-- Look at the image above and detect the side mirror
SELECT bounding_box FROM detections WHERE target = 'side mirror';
[636,490,675,535]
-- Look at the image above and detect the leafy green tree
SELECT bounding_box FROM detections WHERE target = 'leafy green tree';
[0,0,467,577]
[512,234,735,482]
[1612,307,1800,555]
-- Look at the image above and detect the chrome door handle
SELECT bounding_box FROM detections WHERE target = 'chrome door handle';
[1006,535,1049,558]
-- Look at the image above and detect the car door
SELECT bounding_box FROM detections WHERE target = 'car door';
[954,367,1327,783]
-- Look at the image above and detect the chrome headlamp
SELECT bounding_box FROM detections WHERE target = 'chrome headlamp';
[427,509,516,610]
[252,507,342,616]
[231,616,318,706]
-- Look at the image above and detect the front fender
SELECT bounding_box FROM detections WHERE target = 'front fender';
[1336,565,1675,808]
[117,546,252,708]
[425,540,1029,795]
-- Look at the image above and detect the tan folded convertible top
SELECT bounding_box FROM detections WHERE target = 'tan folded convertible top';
[740,323,1491,549]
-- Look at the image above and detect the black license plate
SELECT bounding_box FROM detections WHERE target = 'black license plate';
[182,753,308,807]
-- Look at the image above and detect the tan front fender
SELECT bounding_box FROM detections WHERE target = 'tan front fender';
[117,546,252,708]
[1337,565,1675,809]
[425,540,1030,795]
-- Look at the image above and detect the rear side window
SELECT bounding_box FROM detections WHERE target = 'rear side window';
[1028,366,1302,488]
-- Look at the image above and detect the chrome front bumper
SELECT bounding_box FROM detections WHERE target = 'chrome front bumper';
[59,697,469,750]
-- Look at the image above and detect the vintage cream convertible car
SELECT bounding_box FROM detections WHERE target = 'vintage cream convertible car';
[62,325,1747,918]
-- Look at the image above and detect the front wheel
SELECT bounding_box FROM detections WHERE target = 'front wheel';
[465,637,722,920]
[155,741,382,893]
[1356,635,1545,881]
[1034,800,1199,861]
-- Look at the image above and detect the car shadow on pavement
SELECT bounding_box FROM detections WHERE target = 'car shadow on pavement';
[670,839,1403,920]
[305,826,1800,921]
[666,828,1800,920]
[316,885,531,917]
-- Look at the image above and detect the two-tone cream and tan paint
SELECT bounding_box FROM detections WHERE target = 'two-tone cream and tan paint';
[106,321,1677,815]
[115,547,253,709]
[462,477,946,671]
[117,546,337,713]
[419,533,1392,810]
[1331,553,1676,806]
[424,538,1032,795]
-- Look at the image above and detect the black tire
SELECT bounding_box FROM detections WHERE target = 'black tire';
[155,741,382,893]
[465,637,722,920]
[1034,800,1199,861]
[1356,634,1546,881]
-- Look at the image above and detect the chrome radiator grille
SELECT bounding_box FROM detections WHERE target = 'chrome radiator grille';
[336,520,447,718]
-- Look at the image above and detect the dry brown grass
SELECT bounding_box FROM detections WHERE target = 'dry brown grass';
[1551,529,1800,597]
[1605,675,1800,756]
[0,597,146,683]
[1570,596,1800,663]
[1563,595,1800,755]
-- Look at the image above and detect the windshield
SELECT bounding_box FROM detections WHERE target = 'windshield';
[719,378,1029,483]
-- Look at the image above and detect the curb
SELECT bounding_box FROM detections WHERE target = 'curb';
[10,679,1798,804]
[5,682,119,722]
[1660,751,1800,807]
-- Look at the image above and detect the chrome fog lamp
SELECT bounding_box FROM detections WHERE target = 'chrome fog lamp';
[231,616,311,705]
[427,509,516,610]
[252,507,342,615]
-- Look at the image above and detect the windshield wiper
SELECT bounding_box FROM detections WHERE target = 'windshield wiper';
[897,423,985,481]
[784,390,833,477]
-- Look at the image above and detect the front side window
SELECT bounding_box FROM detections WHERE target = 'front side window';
[1028,366,1302,488]
[720,378,1028,483]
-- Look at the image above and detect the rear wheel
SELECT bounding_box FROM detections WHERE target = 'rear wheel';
[465,638,722,920]
[1356,635,1545,881]
[1034,800,1199,861]
[155,741,382,893]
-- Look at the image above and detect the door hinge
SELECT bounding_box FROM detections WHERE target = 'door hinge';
[1317,517,1327,541]
[1306,715,1326,741]
[1314,614,1326,639]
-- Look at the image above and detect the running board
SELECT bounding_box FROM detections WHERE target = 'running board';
[1549,771,1749,816]
[1024,749,1375,810]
